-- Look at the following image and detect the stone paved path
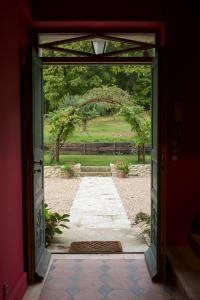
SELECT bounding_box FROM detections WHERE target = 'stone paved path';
[69,177,131,228]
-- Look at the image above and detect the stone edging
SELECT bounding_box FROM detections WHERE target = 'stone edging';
[44,163,150,178]
[110,163,151,177]
[44,164,81,178]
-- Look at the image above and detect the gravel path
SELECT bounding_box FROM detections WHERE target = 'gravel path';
[44,176,150,224]
[44,178,80,215]
[113,177,150,224]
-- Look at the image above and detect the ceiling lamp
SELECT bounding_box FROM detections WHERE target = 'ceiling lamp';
[92,39,107,55]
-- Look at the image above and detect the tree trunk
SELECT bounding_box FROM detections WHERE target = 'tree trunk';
[53,125,65,163]
[138,146,141,162]
[142,145,145,163]
[54,137,60,162]
[137,147,140,162]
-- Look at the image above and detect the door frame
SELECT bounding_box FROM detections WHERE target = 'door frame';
[21,47,51,283]
[22,22,166,283]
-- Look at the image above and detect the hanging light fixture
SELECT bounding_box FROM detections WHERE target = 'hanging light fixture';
[92,38,108,55]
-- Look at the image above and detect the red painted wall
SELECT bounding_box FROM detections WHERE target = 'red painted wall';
[0,1,29,299]
[163,17,200,245]
[32,0,166,21]
[0,0,199,299]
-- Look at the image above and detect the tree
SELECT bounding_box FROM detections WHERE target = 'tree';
[46,86,128,162]
[47,107,80,162]
[132,66,152,110]
[46,82,151,163]
[120,105,151,163]
[83,85,130,115]
[42,47,152,113]
[47,105,98,162]
[84,85,130,103]
[43,66,68,112]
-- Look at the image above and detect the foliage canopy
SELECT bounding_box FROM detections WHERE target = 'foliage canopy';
[43,45,152,112]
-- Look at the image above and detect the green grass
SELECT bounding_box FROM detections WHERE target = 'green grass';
[44,154,150,166]
[44,116,134,143]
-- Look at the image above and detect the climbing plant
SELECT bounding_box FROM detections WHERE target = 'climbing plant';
[46,86,126,162]
[120,105,150,163]
[47,104,98,162]
[46,85,150,163]
[47,107,80,162]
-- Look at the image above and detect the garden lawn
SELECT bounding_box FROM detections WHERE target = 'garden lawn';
[44,154,151,166]
[44,116,134,143]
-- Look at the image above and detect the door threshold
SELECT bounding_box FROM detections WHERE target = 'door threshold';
[47,250,145,255]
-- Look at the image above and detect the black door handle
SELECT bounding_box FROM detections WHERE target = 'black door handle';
[34,160,43,165]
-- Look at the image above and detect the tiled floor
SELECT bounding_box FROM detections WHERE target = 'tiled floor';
[25,254,183,300]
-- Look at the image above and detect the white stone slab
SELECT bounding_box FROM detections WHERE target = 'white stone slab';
[69,177,131,228]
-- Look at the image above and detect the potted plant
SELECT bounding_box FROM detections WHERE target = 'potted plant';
[44,203,70,246]
[116,161,129,178]
[61,163,74,178]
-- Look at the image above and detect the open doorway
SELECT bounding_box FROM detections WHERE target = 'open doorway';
[39,33,156,252]
[24,31,161,282]
[42,63,151,254]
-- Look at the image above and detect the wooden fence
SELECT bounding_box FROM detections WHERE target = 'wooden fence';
[44,142,151,155]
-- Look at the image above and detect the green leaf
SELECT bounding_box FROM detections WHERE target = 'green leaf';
[54,228,62,234]
[59,224,69,228]
[62,214,70,218]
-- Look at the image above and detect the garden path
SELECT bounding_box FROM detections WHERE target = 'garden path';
[69,177,131,228]
[47,176,149,252]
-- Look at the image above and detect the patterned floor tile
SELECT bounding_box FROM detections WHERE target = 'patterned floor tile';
[39,259,183,300]
[39,290,73,300]
[108,289,137,300]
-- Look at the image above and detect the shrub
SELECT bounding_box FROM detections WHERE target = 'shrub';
[116,160,129,174]
[135,212,150,224]
[135,212,151,237]
[44,203,70,246]
[61,163,74,177]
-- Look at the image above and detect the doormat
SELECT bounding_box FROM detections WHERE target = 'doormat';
[69,241,123,253]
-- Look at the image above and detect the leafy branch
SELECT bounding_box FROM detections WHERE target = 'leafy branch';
[44,203,70,246]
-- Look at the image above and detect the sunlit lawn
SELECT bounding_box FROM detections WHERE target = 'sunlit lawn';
[44,116,134,143]
[44,154,150,166]
[44,115,151,166]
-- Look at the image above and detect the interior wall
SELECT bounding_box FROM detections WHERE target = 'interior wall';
[0,1,30,299]
[165,16,200,245]
[0,0,199,298]
[32,0,167,21]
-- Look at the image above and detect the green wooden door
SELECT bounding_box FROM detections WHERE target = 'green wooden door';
[32,49,50,280]
[145,52,161,279]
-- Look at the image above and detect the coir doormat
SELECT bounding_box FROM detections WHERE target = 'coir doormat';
[69,241,123,253]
